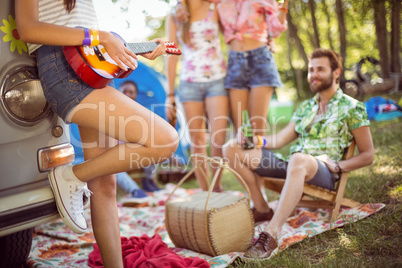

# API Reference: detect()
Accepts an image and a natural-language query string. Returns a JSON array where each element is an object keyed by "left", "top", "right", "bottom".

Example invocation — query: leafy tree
[{"left": 112, "top": 0, "right": 401, "bottom": 98}]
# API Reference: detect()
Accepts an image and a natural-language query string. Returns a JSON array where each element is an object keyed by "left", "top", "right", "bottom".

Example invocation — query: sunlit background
[
  {"left": 91, "top": 0, "right": 393, "bottom": 104},
  {"left": 94, "top": 0, "right": 174, "bottom": 42}
]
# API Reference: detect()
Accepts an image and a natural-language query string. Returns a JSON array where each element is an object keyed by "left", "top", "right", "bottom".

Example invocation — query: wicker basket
[{"left": 165, "top": 155, "right": 255, "bottom": 256}]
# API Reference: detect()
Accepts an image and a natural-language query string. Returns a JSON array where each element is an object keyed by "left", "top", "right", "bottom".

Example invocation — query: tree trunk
[
  {"left": 322, "top": 0, "right": 334, "bottom": 50},
  {"left": 335, "top": 0, "right": 347, "bottom": 81},
  {"left": 362, "top": 79, "right": 396, "bottom": 94},
  {"left": 295, "top": 68, "right": 305, "bottom": 98},
  {"left": 373, "top": 0, "right": 390, "bottom": 79},
  {"left": 390, "top": 0, "right": 401, "bottom": 74},
  {"left": 308, "top": 0, "right": 320, "bottom": 48},
  {"left": 286, "top": 30, "right": 293, "bottom": 71},
  {"left": 286, "top": 31, "right": 303, "bottom": 99},
  {"left": 287, "top": 12, "right": 309, "bottom": 68}
]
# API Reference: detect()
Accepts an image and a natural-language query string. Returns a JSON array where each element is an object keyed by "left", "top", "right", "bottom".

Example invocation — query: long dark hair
[{"left": 64, "top": 0, "right": 76, "bottom": 12}]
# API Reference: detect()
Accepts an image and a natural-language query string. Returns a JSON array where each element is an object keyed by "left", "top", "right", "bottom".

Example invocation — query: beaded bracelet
[
  {"left": 82, "top": 28, "right": 91, "bottom": 46},
  {"left": 90, "top": 29, "right": 100, "bottom": 47},
  {"left": 167, "top": 94, "right": 176, "bottom": 103},
  {"left": 335, "top": 162, "right": 345, "bottom": 173}
]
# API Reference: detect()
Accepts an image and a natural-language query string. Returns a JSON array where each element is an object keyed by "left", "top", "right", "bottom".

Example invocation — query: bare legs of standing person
[
  {"left": 182, "top": 95, "right": 229, "bottom": 191},
  {"left": 229, "top": 86, "right": 274, "bottom": 196},
  {"left": 66, "top": 87, "right": 179, "bottom": 267},
  {"left": 229, "top": 86, "right": 274, "bottom": 136}
]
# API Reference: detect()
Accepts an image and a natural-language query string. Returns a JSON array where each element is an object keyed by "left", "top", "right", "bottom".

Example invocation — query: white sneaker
[
  {"left": 48, "top": 165, "right": 91, "bottom": 234},
  {"left": 83, "top": 184, "right": 91, "bottom": 210}
]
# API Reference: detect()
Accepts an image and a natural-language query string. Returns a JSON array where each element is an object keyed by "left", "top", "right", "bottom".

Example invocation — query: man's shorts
[{"left": 253, "top": 149, "right": 337, "bottom": 191}]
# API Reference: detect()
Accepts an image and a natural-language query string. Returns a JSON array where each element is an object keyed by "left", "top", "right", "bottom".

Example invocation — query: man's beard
[{"left": 309, "top": 73, "right": 333, "bottom": 93}]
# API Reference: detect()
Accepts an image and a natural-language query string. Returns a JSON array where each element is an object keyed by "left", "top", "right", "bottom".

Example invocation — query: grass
[{"left": 173, "top": 93, "right": 402, "bottom": 267}]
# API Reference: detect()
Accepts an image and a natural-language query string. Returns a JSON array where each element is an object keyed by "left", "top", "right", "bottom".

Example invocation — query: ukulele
[{"left": 63, "top": 32, "right": 181, "bottom": 89}]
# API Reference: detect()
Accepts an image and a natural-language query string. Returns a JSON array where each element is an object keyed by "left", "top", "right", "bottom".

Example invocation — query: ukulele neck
[{"left": 127, "top": 42, "right": 158, "bottom": 55}]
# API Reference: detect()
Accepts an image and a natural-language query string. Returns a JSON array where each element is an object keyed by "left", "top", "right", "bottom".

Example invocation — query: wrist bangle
[
  {"left": 177, "top": 0, "right": 187, "bottom": 7},
  {"left": 90, "top": 29, "right": 100, "bottom": 47},
  {"left": 168, "top": 93, "right": 175, "bottom": 97},
  {"left": 262, "top": 136, "right": 267, "bottom": 148},
  {"left": 82, "top": 28, "right": 91, "bottom": 46},
  {"left": 256, "top": 135, "right": 263, "bottom": 147}
]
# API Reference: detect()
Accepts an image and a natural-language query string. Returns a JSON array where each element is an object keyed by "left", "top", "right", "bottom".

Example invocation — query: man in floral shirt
[{"left": 223, "top": 48, "right": 374, "bottom": 260}]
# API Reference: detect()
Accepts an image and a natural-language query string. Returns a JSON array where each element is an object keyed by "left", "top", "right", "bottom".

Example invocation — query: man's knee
[{"left": 288, "top": 153, "right": 311, "bottom": 178}]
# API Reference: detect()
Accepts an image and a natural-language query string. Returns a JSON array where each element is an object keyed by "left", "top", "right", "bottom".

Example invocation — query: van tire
[{"left": 0, "top": 228, "right": 33, "bottom": 267}]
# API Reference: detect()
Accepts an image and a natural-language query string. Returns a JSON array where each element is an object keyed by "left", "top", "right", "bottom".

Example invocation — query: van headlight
[{"left": 1, "top": 67, "right": 50, "bottom": 125}]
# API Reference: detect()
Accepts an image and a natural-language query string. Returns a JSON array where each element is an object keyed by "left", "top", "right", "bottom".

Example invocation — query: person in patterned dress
[
  {"left": 174, "top": 0, "right": 289, "bottom": 137},
  {"left": 223, "top": 48, "right": 374, "bottom": 259},
  {"left": 165, "top": 0, "right": 229, "bottom": 191}
]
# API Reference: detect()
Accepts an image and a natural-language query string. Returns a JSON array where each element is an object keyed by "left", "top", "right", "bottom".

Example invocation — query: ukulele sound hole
[{"left": 94, "top": 47, "right": 106, "bottom": 62}]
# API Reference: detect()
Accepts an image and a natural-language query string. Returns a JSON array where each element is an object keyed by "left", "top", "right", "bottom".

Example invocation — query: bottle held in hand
[{"left": 241, "top": 110, "right": 254, "bottom": 150}]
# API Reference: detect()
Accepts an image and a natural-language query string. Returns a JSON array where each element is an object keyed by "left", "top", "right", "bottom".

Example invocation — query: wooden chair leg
[{"left": 328, "top": 208, "right": 338, "bottom": 222}]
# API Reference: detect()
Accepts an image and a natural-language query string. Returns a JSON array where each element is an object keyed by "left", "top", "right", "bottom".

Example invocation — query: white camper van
[{"left": 0, "top": 1, "right": 74, "bottom": 266}]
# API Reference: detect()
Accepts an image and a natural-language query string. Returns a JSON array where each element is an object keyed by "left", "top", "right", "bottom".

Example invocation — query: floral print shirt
[
  {"left": 217, "top": 0, "right": 287, "bottom": 44},
  {"left": 275, "top": 90, "right": 370, "bottom": 162},
  {"left": 178, "top": 7, "right": 226, "bottom": 83}
]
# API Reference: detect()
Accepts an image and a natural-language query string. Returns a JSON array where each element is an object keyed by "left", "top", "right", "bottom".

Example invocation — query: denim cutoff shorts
[
  {"left": 178, "top": 77, "right": 227, "bottom": 103},
  {"left": 36, "top": 45, "right": 112, "bottom": 123},
  {"left": 253, "top": 149, "right": 337, "bottom": 191},
  {"left": 225, "top": 46, "right": 282, "bottom": 90}
]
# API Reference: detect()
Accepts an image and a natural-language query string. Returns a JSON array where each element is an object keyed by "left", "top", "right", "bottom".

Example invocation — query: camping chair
[{"left": 260, "top": 140, "right": 361, "bottom": 222}]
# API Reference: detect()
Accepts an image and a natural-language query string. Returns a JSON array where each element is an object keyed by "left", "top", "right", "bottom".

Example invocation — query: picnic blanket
[
  {"left": 88, "top": 234, "right": 209, "bottom": 268},
  {"left": 26, "top": 184, "right": 385, "bottom": 267}
]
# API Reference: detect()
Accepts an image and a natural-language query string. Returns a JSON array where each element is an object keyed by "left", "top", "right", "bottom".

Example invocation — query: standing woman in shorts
[
  {"left": 217, "top": 0, "right": 288, "bottom": 136},
  {"left": 15, "top": 0, "right": 178, "bottom": 267},
  {"left": 166, "top": 0, "right": 229, "bottom": 191}
]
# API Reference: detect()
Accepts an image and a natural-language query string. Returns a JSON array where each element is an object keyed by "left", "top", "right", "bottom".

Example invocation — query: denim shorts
[
  {"left": 178, "top": 78, "right": 227, "bottom": 103},
  {"left": 225, "top": 46, "right": 282, "bottom": 90},
  {"left": 253, "top": 149, "right": 337, "bottom": 191},
  {"left": 36, "top": 45, "right": 110, "bottom": 123}
]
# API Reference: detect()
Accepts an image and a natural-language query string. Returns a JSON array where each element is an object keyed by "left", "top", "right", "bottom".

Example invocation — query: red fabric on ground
[{"left": 88, "top": 234, "right": 210, "bottom": 268}]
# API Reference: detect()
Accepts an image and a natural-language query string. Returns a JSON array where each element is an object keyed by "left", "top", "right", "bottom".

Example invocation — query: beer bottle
[{"left": 241, "top": 110, "right": 254, "bottom": 150}]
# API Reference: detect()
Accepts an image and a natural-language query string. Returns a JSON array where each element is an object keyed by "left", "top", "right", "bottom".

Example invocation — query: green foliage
[
  {"left": 111, "top": 0, "right": 398, "bottom": 102},
  {"left": 282, "top": 0, "right": 382, "bottom": 71}
]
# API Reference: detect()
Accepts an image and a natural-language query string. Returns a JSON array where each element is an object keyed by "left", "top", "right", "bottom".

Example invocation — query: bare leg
[
  {"left": 182, "top": 101, "right": 209, "bottom": 191},
  {"left": 78, "top": 126, "right": 122, "bottom": 268},
  {"left": 64, "top": 87, "right": 178, "bottom": 267},
  {"left": 223, "top": 140, "right": 270, "bottom": 213},
  {"left": 248, "top": 86, "right": 274, "bottom": 194},
  {"left": 248, "top": 86, "right": 273, "bottom": 136},
  {"left": 264, "top": 153, "right": 319, "bottom": 239},
  {"left": 228, "top": 89, "right": 248, "bottom": 133},
  {"left": 205, "top": 95, "right": 229, "bottom": 191},
  {"left": 68, "top": 87, "right": 179, "bottom": 181}
]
